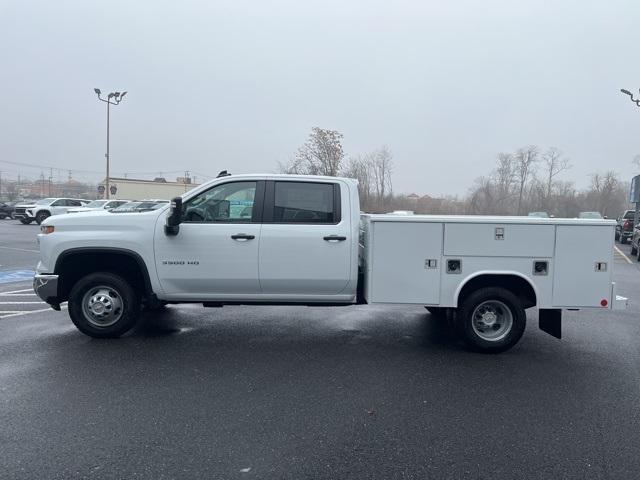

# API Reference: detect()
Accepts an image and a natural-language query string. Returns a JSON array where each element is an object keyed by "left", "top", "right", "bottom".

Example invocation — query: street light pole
[
  {"left": 620, "top": 88, "right": 640, "bottom": 228},
  {"left": 94, "top": 88, "right": 127, "bottom": 199}
]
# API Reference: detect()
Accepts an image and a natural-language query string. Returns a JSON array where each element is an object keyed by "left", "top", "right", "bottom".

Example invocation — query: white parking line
[
  {"left": 614, "top": 246, "right": 634, "bottom": 265},
  {"left": 0, "top": 245, "right": 39, "bottom": 253},
  {"left": 0, "top": 301, "right": 46, "bottom": 304},
  {"left": 0, "top": 288, "right": 34, "bottom": 295},
  {"left": 0, "top": 306, "right": 67, "bottom": 319}
]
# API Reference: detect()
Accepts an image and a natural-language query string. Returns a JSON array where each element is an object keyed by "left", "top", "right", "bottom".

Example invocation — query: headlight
[{"left": 40, "top": 225, "right": 55, "bottom": 234}]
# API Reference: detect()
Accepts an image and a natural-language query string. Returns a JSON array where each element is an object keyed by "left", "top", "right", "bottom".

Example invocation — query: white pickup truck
[{"left": 33, "top": 173, "right": 627, "bottom": 353}]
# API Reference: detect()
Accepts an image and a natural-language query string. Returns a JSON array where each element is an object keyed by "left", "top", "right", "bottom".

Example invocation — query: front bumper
[{"left": 33, "top": 274, "right": 60, "bottom": 307}]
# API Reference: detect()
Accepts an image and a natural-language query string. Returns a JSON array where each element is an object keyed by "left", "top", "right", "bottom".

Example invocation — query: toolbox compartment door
[
  {"left": 368, "top": 221, "right": 442, "bottom": 304},
  {"left": 444, "top": 223, "right": 555, "bottom": 258},
  {"left": 552, "top": 225, "right": 614, "bottom": 307}
]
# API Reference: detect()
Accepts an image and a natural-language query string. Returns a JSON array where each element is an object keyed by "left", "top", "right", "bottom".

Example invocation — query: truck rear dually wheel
[
  {"left": 456, "top": 287, "right": 526, "bottom": 353},
  {"left": 68, "top": 272, "right": 141, "bottom": 338}
]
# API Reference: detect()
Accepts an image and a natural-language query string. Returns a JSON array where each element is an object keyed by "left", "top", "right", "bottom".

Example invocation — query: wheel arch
[
  {"left": 454, "top": 271, "right": 539, "bottom": 309},
  {"left": 54, "top": 247, "right": 153, "bottom": 302}
]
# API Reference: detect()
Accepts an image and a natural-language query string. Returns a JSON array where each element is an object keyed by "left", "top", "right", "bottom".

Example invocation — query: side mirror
[
  {"left": 165, "top": 197, "right": 183, "bottom": 236},
  {"left": 603, "top": 215, "right": 608, "bottom": 219}
]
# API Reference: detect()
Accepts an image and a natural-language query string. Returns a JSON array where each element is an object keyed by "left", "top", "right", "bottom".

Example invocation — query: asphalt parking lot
[{"left": 1, "top": 219, "right": 640, "bottom": 479}]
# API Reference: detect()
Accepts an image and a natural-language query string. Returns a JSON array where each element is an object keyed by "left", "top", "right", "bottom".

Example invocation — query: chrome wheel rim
[
  {"left": 471, "top": 300, "right": 513, "bottom": 342},
  {"left": 81, "top": 285, "right": 123, "bottom": 327}
]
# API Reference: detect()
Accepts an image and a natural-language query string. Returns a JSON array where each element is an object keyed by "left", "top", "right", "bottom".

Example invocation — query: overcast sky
[{"left": 1, "top": 0, "right": 639, "bottom": 195}]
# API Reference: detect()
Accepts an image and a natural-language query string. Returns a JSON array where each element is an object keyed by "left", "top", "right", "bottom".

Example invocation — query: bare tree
[
  {"left": 589, "top": 171, "right": 622, "bottom": 217},
  {"left": 491, "top": 153, "right": 516, "bottom": 213},
  {"left": 342, "top": 155, "right": 374, "bottom": 209},
  {"left": 276, "top": 158, "right": 301, "bottom": 174},
  {"left": 467, "top": 176, "right": 497, "bottom": 214},
  {"left": 514, "top": 146, "right": 539, "bottom": 215},
  {"left": 371, "top": 146, "right": 393, "bottom": 207},
  {"left": 542, "top": 147, "right": 571, "bottom": 207},
  {"left": 293, "top": 127, "right": 344, "bottom": 176}
]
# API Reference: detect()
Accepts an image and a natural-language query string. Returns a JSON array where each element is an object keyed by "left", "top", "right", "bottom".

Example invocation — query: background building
[{"left": 98, "top": 177, "right": 200, "bottom": 200}]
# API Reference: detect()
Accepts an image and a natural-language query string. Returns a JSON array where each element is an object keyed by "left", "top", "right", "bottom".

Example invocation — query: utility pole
[{"left": 94, "top": 88, "right": 127, "bottom": 199}]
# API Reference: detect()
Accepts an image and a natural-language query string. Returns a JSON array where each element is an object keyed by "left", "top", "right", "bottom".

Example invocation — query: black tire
[
  {"left": 620, "top": 235, "right": 627, "bottom": 244},
  {"left": 632, "top": 244, "right": 638, "bottom": 256},
  {"left": 20, "top": 218, "right": 32, "bottom": 225},
  {"left": 36, "top": 211, "right": 50, "bottom": 225},
  {"left": 68, "top": 272, "right": 141, "bottom": 338},
  {"left": 615, "top": 231, "right": 620, "bottom": 242},
  {"left": 456, "top": 287, "right": 526, "bottom": 353},
  {"left": 0, "top": 214, "right": 6, "bottom": 220}
]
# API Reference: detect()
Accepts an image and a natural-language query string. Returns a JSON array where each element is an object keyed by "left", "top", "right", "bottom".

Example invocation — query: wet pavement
[{"left": 1, "top": 221, "right": 639, "bottom": 479}]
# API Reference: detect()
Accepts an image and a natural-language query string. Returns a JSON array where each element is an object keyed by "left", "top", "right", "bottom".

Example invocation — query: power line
[{"left": 0, "top": 159, "right": 211, "bottom": 178}]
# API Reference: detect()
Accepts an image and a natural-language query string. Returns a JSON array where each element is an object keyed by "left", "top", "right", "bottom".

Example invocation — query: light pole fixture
[
  {"left": 94, "top": 88, "right": 127, "bottom": 198},
  {"left": 620, "top": 88, "right": 640, "bottom": 108}
]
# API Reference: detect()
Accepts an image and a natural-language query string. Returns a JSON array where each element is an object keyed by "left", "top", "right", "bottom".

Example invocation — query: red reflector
[{"left": 600, "top": 299, "right": 608, "bottom": 307}]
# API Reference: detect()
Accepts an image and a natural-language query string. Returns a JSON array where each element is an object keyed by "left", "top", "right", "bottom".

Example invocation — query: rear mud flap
[{"left": 539, "top": 309, "right": 562, "bottom": 339}]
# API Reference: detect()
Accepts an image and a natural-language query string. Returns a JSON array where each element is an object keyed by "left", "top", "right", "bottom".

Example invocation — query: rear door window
[{"left": 272, "top": 182, "right": 339, "bottom": 224}]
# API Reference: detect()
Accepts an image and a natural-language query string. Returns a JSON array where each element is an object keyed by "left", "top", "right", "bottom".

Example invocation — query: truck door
[
  {"left": 259, "top": 180, "right": 351, "bottom": 295},
  {"left": 154, "top": 180, "right": 264, "bottom": 297}
]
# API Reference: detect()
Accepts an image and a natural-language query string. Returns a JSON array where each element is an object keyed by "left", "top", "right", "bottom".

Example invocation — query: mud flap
[{"left": 539, "top": 309, "right": 562, "bottom": 339}]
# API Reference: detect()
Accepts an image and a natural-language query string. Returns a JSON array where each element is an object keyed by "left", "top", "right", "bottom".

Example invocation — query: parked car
[
  {"left": 630, "top": 225, "right": 640, "bottom": 259},
  {"left": 527, "top": 211, "right": 550, "bottom": 218},
  {"left": 578, "top": 211, "right": 603, "bottom": 219},
  {"left": 67, "top": 199, "right": 132, "bottom": 214},
  {"left": 389, "top": 210, "right": 415, "bottom": 215},
  {"left": 110, "top": 200, "right": 169, "bottom": 213},
  {"left": 33, "top": 173, "right": 627, "bottom": 354},
  {"left": 615, "top": 210, "right": 635, "bottom": 244},
  {"left": 0, "top": 201, "right": 17, "bottom": 219},
  {"left": 13, "top": 200, "right": 41, "bottom": 224},
  {"left": 17, "top": 198, "right": 89, "bottom": 225}
]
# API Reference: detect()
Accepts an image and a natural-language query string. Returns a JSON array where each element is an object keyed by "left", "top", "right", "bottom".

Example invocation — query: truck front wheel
[
  {"left": 456, "top": 287, "right": 526, "bottom": 353},
  {"left": 20, "top": 218, "right": 32, "bottom": 225},
  {"left": 68, "top": 272, "right": 141, "bottom": 338}
]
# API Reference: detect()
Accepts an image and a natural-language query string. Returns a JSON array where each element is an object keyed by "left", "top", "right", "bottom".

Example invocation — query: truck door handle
[
  {"left": 323, "top": 235, "right": 347, "bottom": 241},
  {"left": 231, "top": 234, "right": 255, "bottom": 240}
]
